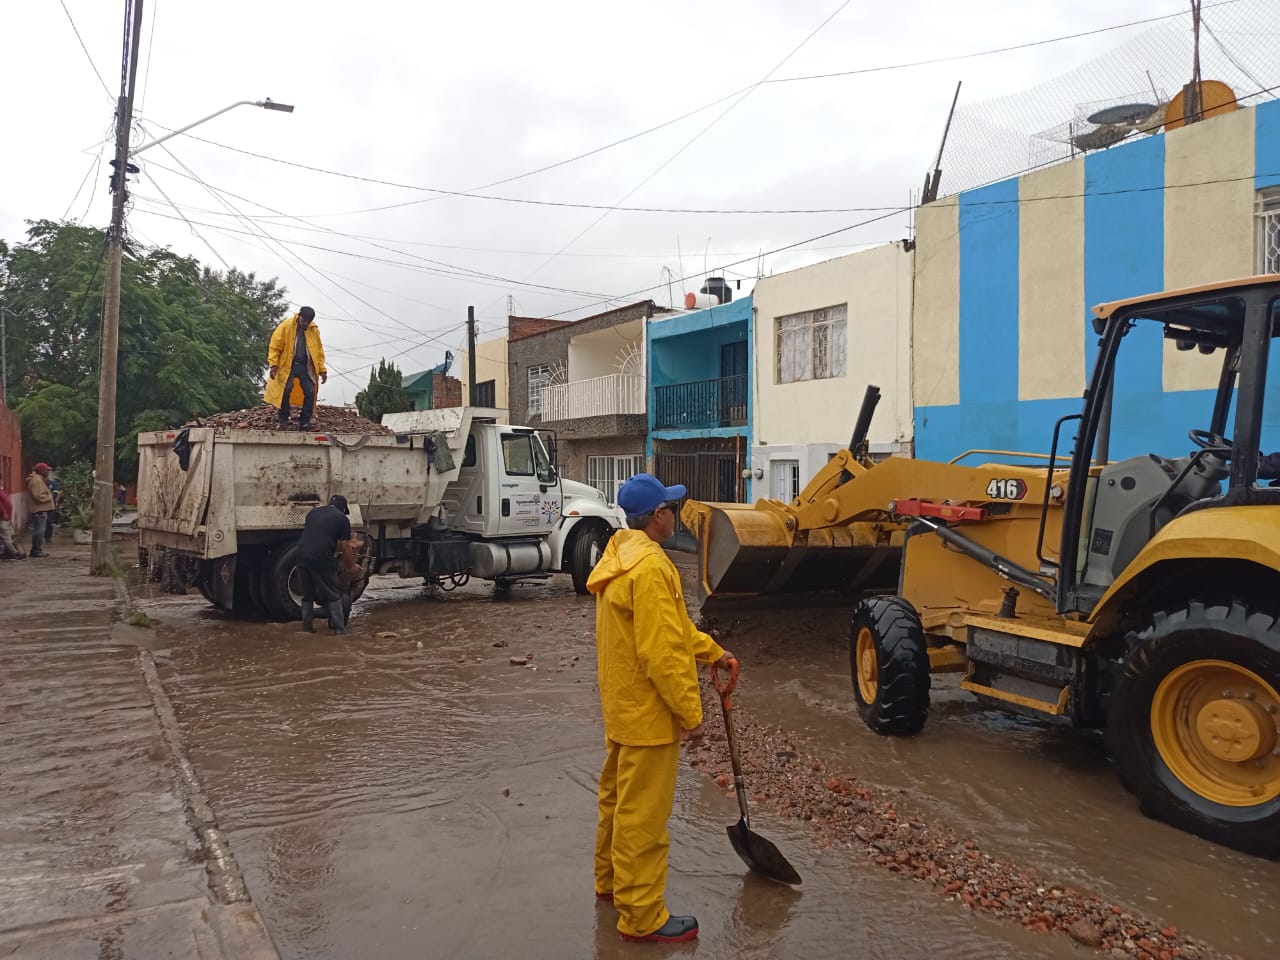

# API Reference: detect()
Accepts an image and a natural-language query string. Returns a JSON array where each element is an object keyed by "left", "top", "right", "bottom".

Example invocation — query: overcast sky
[{"left": 3, "top": 1, "right": 1257, "bottom": 405}]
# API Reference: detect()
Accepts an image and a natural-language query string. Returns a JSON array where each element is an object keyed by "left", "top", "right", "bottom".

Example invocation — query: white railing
[{"left": 544, "top": 374, "right": 646, "bottom": 420}]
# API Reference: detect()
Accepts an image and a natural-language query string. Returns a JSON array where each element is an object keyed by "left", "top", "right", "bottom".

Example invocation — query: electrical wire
[{"left": 58, "top": 0, "right": 114, "bottom": 100}]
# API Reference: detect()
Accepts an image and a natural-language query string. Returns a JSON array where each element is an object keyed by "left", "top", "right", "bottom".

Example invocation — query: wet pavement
[
  {"left": 0, "top": 537, "right": 276, "bottom": 959},
  {"left": 123, "top": 554, "right": 1274, "bottom": 960}
]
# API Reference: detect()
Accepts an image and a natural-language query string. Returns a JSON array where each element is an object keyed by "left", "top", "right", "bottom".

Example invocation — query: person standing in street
[
  {"left": 587, "top": 472, "right": 734, "bottom": 944},
  {"left": 265, "top": 306, "right": 328, "bottom": 431},
  {"left": 296, "top": 495, "right": 360, "bottom": 635},
  {"left": 25, "top": 462, "right": 55, "bottom": 558},
  {"left": 0, "top": 479, "right": 23, "bottom": 560}
]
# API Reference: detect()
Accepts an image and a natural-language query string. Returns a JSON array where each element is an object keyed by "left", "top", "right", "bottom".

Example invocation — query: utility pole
[
  {"left": 92, "top": 0, "right": 145, "bottom": 575},
  {"left": 467, "top": 305, "right": 478, "bottom": 405}
]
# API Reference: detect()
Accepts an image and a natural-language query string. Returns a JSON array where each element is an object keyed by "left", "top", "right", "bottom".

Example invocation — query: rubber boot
[
  {"left": 620, "top": 915, "right": 699, "bottom": 944},
  {"left": 327, "top": 600, "right": 349, "bottom": 635},
  {"left": 301, "top": 600, "right": 315, "bottom": 633}
]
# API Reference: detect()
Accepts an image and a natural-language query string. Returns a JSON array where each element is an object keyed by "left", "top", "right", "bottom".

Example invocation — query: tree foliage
[
  {"left": 0, "top": 220, "right": 289, "bottom": 477},
  {"left": 355, "top": 359, "right": 413, "bottom": 423}
]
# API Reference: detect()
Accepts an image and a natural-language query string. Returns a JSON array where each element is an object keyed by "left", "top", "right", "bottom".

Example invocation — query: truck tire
[
  {"left": 570, "top": 523, "right": 612, "bottom": 595},
  {"left": 232, "top": 554, "right": 266, "bottom": 617},
  {"left": 850, "top": 596, "right": 931, "bottom": 735},
  {"left": 262, "top": 542, "right": 304, "bottom": 622},
  {"left": 1106, "top": 599, "right": 1280, "bottom": 858}
]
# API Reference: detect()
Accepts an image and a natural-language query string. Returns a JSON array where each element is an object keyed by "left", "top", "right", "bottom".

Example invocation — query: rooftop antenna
[{"left": 921, "top": 81, "right": 962, "bottom": 205}]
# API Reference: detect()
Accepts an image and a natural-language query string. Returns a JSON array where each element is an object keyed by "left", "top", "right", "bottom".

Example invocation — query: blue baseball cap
[{"left": 617, "top": 473, "right": 686, "bottom": 519}]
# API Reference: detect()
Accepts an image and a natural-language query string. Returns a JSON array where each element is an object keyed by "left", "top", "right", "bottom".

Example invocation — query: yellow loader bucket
[{"left": 682, "top": 499, "right": 901, "bottom": 597}]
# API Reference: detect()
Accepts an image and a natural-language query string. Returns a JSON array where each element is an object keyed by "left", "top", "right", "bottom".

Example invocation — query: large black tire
[
  {"left": 850, "top": 596, "right": 931, "bottom": 735},
  {"left": 569, "top": 522, "right": 612, "bottom": 595},
  {"left": 1106, "top": 599, "right": 1280, "bottom": 858},
  {"left": 261, "top": 542, "right": 303, "bottom": 621}
]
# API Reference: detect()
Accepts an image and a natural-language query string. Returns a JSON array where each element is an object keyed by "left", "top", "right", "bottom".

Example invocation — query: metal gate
[{"left": 655, "top": 451, "right": 742, "bottom": 537}]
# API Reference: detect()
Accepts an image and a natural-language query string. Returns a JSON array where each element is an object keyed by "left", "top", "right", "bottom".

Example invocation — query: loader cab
[{"left": 1057, "top": 277, "right": 1280, "bottom": 615}]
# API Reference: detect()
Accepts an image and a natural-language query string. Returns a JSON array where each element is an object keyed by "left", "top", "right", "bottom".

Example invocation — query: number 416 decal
[{"left": 986, "top": 478, "right": 1028, "bottom": 501}]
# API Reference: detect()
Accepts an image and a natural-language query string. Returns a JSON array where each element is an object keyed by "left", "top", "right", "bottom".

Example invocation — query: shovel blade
[{"left": 727, "top": 819, "right": 802, "bottom": 886}]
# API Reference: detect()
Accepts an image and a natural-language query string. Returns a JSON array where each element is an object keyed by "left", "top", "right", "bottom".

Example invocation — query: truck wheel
[
  {"left": 232, "top": 554, "right": 266, "bottom": 617},
  {"left": 570, "top": 523, "right": 611, "bottom": 595},
  {"left": 1106, "top": 599, "right": 1280, "bottom": 858},
  {"left": 261, "top": 542, "right": 304, "bottom": 622},
  {"left": 850, "top": 596, "right": 931, "bottom": 735}
]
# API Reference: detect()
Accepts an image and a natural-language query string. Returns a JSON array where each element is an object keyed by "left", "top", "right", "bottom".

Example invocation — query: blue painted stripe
[
  {"left": 958, "top": 180, "right": 1020, "bottom": 404},
  {"left": 1256, "top": 100, "right": 1280, "bottom": 190},
  {"left": 1083, "top": 136, "right": 1164, "bottom": 393}
]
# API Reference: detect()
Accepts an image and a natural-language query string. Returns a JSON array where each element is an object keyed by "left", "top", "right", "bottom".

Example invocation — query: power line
[
  {"left": 126, "top": 2, "right": 1237, "bottom": 222},
  {"left": 58, "top": 0, "right": 114, "bottom": 100}
]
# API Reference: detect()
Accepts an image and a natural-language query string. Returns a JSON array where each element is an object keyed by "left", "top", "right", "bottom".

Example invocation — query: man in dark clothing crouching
[{"left": 298, "top": 495, "right": 361, "bottom": 635}]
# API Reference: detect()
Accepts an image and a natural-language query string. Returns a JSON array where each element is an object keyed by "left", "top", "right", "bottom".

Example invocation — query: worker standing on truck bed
[
  {"left": 265, "top": 306, "right": 327, "bottom": 431},
  {"left": 587, "top": 472, "right": 733, "bottom": 944},
  {"left": 298, "top": 495, "right": 359, "bottom": 635}
]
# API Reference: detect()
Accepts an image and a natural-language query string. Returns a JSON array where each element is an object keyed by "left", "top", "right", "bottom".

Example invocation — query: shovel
[{"left": 711, "top": 657, "right": 802, "bottom": 886}]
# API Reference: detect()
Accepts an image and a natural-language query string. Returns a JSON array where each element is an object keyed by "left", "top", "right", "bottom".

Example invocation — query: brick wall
[
  {"left": 432, "top": 374, "right": 463, "bottom": 408},
  {"left": 0, "top": 402, "right": 26, "bottom": 527}
]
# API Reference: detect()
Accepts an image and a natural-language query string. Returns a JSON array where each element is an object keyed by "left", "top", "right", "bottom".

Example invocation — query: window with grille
[
  {"left": 776, "top": 304, "right": 848, "bottom": 383},
  {"left": 586, "top": 454, "right": 645, "bottom": 506},
  {"left": 770, "top": 460, "right": 800, "bottom": 502},
  {"left": 527, "top": 364, "right": 550, "bottom": 416},
  {"left": 1257, "top": 188, "right": 1280, "bottom": 275}
]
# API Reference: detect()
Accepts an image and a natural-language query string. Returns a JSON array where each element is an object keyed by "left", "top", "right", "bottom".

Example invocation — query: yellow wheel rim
[
  {"left": 1150, "top": 659, "right": 1280, "bottom": 807},
  {"left": 855, "top": 626, "right": 879, "bottom": 704}
]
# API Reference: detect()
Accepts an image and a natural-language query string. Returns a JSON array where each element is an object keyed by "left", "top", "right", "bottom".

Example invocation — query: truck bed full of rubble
[{"left": 182, "top": 404, "right": 393, "bottom": 435}]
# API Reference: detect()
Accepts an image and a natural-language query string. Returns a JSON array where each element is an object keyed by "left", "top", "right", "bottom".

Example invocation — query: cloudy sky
[{"left": 4, "top": 0, "right": 1262, "bottom": 404}]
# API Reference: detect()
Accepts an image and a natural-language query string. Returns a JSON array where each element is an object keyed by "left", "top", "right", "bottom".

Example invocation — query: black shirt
[
  {"left": 297, "top": 505, "right": 351, "bottom": 566},
  {"left": 292, "top": 326, "right": 310, "bottom": 371}
]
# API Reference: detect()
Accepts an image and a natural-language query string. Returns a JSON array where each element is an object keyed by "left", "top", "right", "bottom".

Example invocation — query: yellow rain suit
[
  {"left": 587, "top": 528, "right": 725, "bottom": 939},
  {"left": 264, "top": 313, "right": 327, "bottom": 409}
]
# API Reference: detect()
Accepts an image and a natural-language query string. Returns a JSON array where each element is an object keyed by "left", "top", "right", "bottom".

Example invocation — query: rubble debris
[{"left": 182, "top": 404, "right": 393, "bottom": 435}]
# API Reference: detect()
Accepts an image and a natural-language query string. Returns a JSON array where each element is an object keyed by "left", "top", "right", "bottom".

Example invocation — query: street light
[
  {"left": 131, "top": 98, "right": 295, "bottom": 156},
  {"left": 89, "top": 83, "right": 294, "bottom": 574}
]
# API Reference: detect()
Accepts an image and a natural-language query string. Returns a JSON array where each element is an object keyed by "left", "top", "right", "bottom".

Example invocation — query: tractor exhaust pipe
[{"left": 848, "top": 385, "right": 881, "bottom": 459}]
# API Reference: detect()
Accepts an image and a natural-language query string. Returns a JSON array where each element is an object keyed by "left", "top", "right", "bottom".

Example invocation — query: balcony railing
[
  {"left": 543, "top": 373, "right": 645, "bottom": 421},
  {"left": 653, "top": 375, "right": 747, "bottom": 430}
]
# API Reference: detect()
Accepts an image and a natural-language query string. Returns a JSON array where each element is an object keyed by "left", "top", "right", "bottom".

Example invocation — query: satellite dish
[
  {"left": 1087, "top": 103, "right": 1157, "bottom": 126},
  {"left": 1164, "top": 80, "right": 1237, "bottom": 130}
]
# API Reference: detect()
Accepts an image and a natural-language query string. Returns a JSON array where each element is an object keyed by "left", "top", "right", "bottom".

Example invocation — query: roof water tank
[{"left": 701, "top": 276, "right": 732, "bottom": 304}]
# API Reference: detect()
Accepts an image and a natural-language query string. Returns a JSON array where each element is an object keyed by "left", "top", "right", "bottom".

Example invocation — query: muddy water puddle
[{"left": 136, "top": 570, "right": 1269, "bottom": 959}]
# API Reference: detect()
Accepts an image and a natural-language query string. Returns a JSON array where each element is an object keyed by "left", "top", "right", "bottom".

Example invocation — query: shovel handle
[{"left": 711, "top": 656, "right": 739, "bottom": 708}]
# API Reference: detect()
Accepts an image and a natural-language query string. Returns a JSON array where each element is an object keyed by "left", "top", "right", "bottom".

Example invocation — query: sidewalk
[{"left": 0, "top": 535, "right": 278, "bottom": 959}]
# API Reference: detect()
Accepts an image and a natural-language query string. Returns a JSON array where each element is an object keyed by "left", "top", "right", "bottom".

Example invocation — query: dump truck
[
  {"left": 684, "top": 276, "right": 1280, "bottom": 857},
  {"left": 137, "top": 407, "right": 625, "bottom": 619}
]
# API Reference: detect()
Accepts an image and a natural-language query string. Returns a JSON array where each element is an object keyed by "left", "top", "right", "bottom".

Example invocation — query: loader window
[{"left": 501, "top": 433, "right": 535, "bottom": 476}]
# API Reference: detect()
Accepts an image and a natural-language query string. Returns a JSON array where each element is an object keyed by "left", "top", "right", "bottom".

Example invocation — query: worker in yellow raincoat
[
  {"left": 587, "top": 472, "right": 732, "bottom": 944},
  {"left": 265, "top": 307, "right": 327, "bottom": 430}
]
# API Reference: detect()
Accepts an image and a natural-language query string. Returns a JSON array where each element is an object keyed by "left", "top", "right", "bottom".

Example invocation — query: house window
[
  {"left": 771, "top": 460, "right": 800, "bottom": 502},
  {"left": 587, "top": 454, "right": 645, "bottom": 506},
  {"left": 474, "top": 379, "right": 496, "bottom": 407},
  {"left": 1257, "top": 188, "right": 1280, "bottom": 274},
  {"left": 776, "top": 304, "right": 848, "bottom": 383},
  {"left": 527, "top": 364, "right": 551, "bottom": 416}
]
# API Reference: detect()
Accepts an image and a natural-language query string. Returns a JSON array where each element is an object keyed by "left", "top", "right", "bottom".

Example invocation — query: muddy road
[{"left": 136, "top": 563, "right": 1279, "bottom": 959}]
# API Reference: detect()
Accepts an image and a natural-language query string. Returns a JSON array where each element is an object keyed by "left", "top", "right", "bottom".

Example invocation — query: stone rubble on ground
[{"left": 686, "top": 682, "right": 1233, "bottom": 960}]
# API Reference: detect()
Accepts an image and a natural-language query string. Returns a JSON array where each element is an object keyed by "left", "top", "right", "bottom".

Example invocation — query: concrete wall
[
  {"left": 913, "top": 100, "right": 1275, "bottom": 463},
  {"left": 459, "top": 335, "right": 510, "bottom": 411},
  {"left": 751, "top": 243, "right": 913, "bottom": 494}
]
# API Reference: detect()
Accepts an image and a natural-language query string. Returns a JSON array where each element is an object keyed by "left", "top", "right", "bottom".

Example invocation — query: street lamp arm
[{"left": 131, "top": 98, "right": 294, "bottom": 156}]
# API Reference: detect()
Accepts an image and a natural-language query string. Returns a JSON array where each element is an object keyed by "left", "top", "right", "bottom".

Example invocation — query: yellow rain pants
[{"left": 594, "top": 737, "right": 681, "bottom": 938}]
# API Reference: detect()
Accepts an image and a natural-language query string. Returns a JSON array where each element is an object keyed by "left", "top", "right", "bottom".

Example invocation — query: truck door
[{"left": 495, "top": 429, "right": 561, "bottom": 539}]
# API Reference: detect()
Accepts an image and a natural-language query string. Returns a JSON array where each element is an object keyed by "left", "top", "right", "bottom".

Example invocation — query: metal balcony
[
  {"left": 543, "top": 373, "right": 646, "bottom": 421},
  {"left": 653, "top": 375, "right": 747, "bottom": 429}
]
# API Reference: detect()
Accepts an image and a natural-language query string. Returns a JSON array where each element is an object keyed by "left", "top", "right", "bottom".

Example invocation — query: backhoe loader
[{"left": 683, "top": 275, "right": 1280, "bottom": 858}]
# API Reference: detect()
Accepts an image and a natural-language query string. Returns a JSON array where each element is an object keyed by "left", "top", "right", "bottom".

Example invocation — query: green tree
[
  {"left": 355, "top": 359, "right": 413, "bottom": 423},
  {"left": 0, "top": 220, "right": 289, "bottom": 477}
]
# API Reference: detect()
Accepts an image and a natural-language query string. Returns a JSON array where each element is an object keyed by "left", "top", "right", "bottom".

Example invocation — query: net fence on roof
[{"left": 936, "top": 0, "right": 1280, "bottom": 197}]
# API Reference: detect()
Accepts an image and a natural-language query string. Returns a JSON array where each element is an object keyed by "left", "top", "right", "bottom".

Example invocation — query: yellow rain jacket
[
  {"left": 587, "top": 529, "right": 725, "bottom": 745},
  {"left": 264, "top": 314, "right": 327, "bottom": 409}
]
